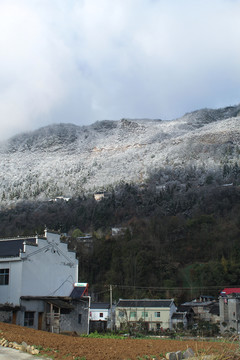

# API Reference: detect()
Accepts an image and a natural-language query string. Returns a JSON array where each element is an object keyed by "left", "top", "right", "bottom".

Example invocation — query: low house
[
  {"left": 94, "top": 193, "right": 105, "bottom": 201},
  {"left": 177, "top": 305, "right": 195, "bottom": 327},
  {"left": 19, "top": 290, "right": 90, "bottom": 334},
  {"left": 111, "top": 227, "right": 127, "bottom": 237},
  {"left": 76, "top": 235, "right": 93, "bottom": 253},
  {"left": 0, "top": 229, "right": 90, "bottom": 334},
  {"left": 219, "top": 288, "right": 240, "bottom": 334},
  {"left": 180, "top": 298, "right": 218, "bottom": 323},
  {"left": 171, "top": 312, "right": 188, "bottom": 329},
  {"left": 94, "top": 192, "right": 111, "bottom": 202},
  {"left": 115, "top": 299, "right": 176, "bottom": 332},
  {"left": 89, "top": 302, "right": 112, "bottom": 332}
]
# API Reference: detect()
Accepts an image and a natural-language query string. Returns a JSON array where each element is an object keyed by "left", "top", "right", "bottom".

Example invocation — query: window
[
  {"left": 130, "top": 311, "right": 136, "bottom": 318},
  {"left": 142, "top": 312, "right": 148, "bottom": 318},
  {"left": 119, "top": 311, "right": 124, "bottom": 318},
  {"left": 24, "top": 312, "right": 34, "bottom": 327},
  {"left": 0, "top": 269, "right": 9, "bottom": 285},
  {"left": 156, "top": 323, "right": 161, "bottom": 330},
  {"left": 154, "top": 312, "right": 160, "bottom": 318},
  {"left": 99, "top": 312, "right": 103, "bottom": 317},
  {"left": 78, "top": 314, "right": 82, "bottom": 324}
]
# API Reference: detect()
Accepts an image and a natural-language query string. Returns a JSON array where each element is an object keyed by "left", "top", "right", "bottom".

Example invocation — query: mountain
[{"left": 0, "top": 105, "right": 240, "bottom": 206}]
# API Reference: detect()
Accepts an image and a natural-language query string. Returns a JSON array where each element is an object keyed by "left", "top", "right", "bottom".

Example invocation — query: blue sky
[{"left": 1, "top": 0, "right": 240, "bottom": 140}]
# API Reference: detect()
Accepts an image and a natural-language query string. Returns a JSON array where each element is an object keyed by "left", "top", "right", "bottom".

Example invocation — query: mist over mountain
[{"left": 0, "top": 104, "right": 240, "bottom": 206}]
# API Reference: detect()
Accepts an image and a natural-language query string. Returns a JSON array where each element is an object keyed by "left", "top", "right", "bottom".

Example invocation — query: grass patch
[{"left": 81, "top": 331, "right": 125, "bottom": 339}]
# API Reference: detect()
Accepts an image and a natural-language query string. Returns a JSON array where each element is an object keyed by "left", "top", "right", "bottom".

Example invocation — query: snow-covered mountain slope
[{"left": 0, "top": 105, "right": 240, "bottom": 205}]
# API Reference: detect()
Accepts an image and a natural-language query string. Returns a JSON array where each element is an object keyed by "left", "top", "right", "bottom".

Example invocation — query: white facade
[
  {"left": 115, "top": 299, "right": 177, "bottom": 331},
  {"left": 90, "top": 306, "right": 109, "bottom": 321},
  {"left": 0, "top": 231, "right": 78, "bottom": 306}
]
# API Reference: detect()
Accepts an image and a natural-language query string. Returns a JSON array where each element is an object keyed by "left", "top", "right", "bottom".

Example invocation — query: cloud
[{"left": 0, "top": 0, "right": 240, "bottom": 140}]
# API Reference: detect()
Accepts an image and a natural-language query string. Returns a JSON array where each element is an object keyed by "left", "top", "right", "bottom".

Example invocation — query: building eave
[{"left": 0, "top": 256, "right": 21, "bottom": 262}]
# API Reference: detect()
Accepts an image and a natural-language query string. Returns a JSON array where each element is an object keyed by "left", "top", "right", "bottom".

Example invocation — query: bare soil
[{"left": 0, "top": 322, "right": 238, "bottom": 360}]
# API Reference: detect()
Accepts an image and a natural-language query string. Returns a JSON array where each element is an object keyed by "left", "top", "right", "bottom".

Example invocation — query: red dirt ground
[{"left": 0, "top": 322, "right": 238, "bottom": 360}]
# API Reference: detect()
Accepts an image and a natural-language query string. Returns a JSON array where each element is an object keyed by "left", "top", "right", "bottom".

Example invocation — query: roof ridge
[{"left": 0, "top": 236, "right": 37, "bottom": 241}]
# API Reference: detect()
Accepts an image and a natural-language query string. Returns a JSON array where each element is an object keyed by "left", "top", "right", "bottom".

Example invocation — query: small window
[
  {"left": 99, "top": 312, "right": 103, "bottom": 317},
  {"left": 24, "top": 312, "right": 34, "bottom": 327},
  {"left": 119, "top": 311, "right": 124, "bottom": 317},
  {"left": 78, "top": 314, "right": 82, "bottom": 324},
  {"left": 156, "top": 323, "right": 161, "bottom": 330},
  {"left": 0, "top": 269, "right": 9, "bottom": 285},
  {"left": 130, "top": 311, "right": 136, "bottom": 318},
  {"left": 154, "top": 312, "right": 160, "bottom": 318},
  {"left": 142, "top": 311, "right": 148, "bottom": 318}
]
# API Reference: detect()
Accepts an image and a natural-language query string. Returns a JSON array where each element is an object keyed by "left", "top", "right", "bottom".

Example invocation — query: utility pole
[{"left": 110, "top": 284, "right": 113, "bottom": 331}]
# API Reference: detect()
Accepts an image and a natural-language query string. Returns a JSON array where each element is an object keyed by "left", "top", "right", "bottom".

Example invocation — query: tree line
[{"left": 0, "top": 165, "right": 240, "bottom": 303}]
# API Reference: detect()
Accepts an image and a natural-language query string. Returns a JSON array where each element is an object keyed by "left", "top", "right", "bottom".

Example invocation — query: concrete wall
[
  {"left": 21, "top": 232, "right": 78, "bottom": 299},
  {"left": 220, "top": 297, "right": 240, "bottom": 334},
  {"left": 0, "top": 259, "right": 22, "bottom": 305},
  {"left": 19, "top": 299, "right": 46, "bottom": 329}
]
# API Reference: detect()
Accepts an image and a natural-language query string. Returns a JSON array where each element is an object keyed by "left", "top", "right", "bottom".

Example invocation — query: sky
[{"left": 1, "top": 0, "right": 240, "bottom": 141}]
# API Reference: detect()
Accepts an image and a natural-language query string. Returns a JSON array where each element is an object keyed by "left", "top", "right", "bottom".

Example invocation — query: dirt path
[{"left": 0, "top": 322, "right": 238, "bottom": 360}]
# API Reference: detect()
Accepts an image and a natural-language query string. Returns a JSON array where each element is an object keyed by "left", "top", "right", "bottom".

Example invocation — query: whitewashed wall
[
  {"left": 21, "top": 232, "right": 78, "bottom": 298},
  {"left": 90, "top": 308, "right": 109, "bottom": 321},
  {"left": 0, "top": 259, "right": 22, "bottom": 305},
  {"left": 0, "top": 231, "right": 78, "bottom": 306}
]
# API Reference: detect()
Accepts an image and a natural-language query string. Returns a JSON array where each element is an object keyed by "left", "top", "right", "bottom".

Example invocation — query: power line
[{"left": 104, "top": 284, "right": 234, "bottom": 291}]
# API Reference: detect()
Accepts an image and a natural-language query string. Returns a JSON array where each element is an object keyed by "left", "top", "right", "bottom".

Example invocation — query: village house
[
  {"left": 0, "top": 229, "right": 90, "bottom": 334},
  {"left": 89, "top": 302, "right": 112, "bottom": 332},
  {"left": 180, "top": 296, "right": 219, "bottom": 325},
  {"left": 111, "top": 227, "right": 127, "bottom": 237},
  {"left": 219, "top": 288, "right": 240, "bottom": 334},
  {"left": 176, "top": 305, "right": 195, "bottom": 328},
  {"left": 171, "top": 311, "right": 188, "bottom": 329},
  {"left": 115, "top": 299, "right": 176, "bottom": 332}
]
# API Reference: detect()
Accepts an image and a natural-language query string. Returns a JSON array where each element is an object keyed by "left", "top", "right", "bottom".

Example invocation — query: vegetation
[{"left": 0, "top": 166, "right": 240, "bottom": 302}]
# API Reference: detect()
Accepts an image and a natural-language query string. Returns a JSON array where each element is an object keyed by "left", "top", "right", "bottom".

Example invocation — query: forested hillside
[
  {"left": 1, "top": 165, "right": 240, "bottom": 303},
  {"left": 1, "top": 105, "right": 240, "bottom": 302}
]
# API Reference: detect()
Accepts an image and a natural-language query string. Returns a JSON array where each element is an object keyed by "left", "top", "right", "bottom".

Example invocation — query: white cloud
[{"left": 0, "top": 0, "right": 240, "bottom": 140}]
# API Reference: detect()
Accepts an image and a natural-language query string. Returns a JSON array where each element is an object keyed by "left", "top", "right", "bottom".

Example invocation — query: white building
[
  {"left": 0, "top": 229, "right": 78, "bottom": 306},
  {"left": 0, "top": 230, "right": 90, "bottom": 334},
  {"left": 115, "top": 299, "right": 177, "bottom": 332},
  {"left": 89, "top": 302, "right": 112, "bottom": 332}
]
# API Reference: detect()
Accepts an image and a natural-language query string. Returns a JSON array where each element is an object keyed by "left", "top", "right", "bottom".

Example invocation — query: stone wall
[
  {"left": 60, "top": 299, "right": 89, "bottom": 334},
  {"left": 0, "top": 311, "right": 12, "bottom": 323}
]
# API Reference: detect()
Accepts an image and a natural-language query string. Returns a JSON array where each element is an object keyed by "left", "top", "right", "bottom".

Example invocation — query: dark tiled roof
[
  {"left": 91, "top": 302, "right": 110, "bottom": 309},
  {"left": 172, "top": 312, "right": 186, "bottom": 320},
  {"left": 177, "top": 305, "right": 194, "bottom": 313},
  {"left": 0, "top": 238, "right": 36, "bottom": 257},
  {"left": 117, "top": 299, "right": 173, "bottom": 308},
  {"left": 200, "top": 295, "right": 214, "bottom": 300},
  {"left": 181, "top": 301, "right": 214, "bottom": 307}
]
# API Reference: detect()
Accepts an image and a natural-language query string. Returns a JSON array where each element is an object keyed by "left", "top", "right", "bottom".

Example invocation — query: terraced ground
[{"left": 0, "top": 322, "right": 239, "bottom": 360}]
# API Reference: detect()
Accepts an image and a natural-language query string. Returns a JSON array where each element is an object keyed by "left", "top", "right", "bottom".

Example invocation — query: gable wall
[{"left": 21, "top": 235, "right": 78, "bottom": 298}]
